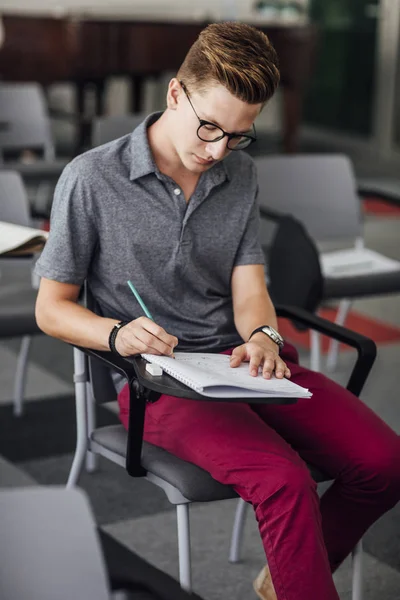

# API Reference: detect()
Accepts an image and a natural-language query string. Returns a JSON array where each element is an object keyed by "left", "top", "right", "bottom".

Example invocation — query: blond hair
[{"left": 177, "top": 22, "right": 280, "bottom": 104}]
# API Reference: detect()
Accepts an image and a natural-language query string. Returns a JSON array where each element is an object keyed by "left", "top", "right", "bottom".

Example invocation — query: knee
[
  {"left": 356, "top": 439, "right": 400, "bottom": 501},
  {"left": 257, "top": 461, "right": 318, "bottom": 503}
]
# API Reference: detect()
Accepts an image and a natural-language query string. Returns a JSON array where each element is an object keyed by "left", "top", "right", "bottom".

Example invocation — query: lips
[{"left": 194, "top": 154, "right": 214, "bottom": 165}]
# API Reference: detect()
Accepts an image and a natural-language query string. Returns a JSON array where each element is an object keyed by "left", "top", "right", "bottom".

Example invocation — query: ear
[{"left": 166, "top": 78, "right": 182, "bottom": 110}]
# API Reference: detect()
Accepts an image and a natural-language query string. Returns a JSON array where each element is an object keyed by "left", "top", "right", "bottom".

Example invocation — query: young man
[{"left": 35, "top": 22, "right": 400, "bottom": 600}]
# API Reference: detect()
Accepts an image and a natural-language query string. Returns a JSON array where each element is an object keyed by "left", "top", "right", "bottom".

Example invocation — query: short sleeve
[
  {"left": 34, "top": 159, "right": 98, "bottom": 284},
  {"left": 234, "top": 164, "right": 265, "bottom": 267}
]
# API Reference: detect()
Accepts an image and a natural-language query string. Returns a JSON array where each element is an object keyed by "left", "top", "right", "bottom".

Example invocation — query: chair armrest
[
  {"left": 74, "top": 347, "right": 163, "bottom": 477},
  {"left": 276, "top": 305, "right": 377, "bottom": 397},
  {"left": 357, "top": 184, "right": 400, "bottom": 208}
]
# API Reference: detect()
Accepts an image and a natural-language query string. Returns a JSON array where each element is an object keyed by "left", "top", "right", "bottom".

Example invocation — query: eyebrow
[{"left": 201, "top": 113, "right": 251, "bottom": 135}]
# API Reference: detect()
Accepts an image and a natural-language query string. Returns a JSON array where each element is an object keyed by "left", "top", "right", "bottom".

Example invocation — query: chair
[
  {"left": 255, "top": 154, "right": 400, "bottom": 372},
  {"left": 0, "top": 170, "right": 43, "bottom": 416},
  {"left": 0, "top": 486, "right": 205, "bottom": 600},
  {"left": 92, "top": 114, "right": 147, "bottom": 147},
  {"left": 66, "top": 212, "right": 376, "bottom": 599},
  {"left": 0, "top": 82, "right": 69, "bottom": 218}
]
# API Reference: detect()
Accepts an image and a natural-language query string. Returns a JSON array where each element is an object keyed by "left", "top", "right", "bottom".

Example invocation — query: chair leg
[
  {"left": 352, "top": 538, "right": 363, "bottom": 600},
  {"left": 67, "top": 348, "right": 89, "bottom": 488},
  {"left": 229, "top": 498, "right": 249, "bottom": 563},
  {"left": 326, "top": 299, "right": 352, "bottom": 372},
  {"left": 13, "top": 335, "right": 31, "bottom": 417},
  {"left": 176, "top": 504, "right": 192, "bottom": 592},
  {"left": 85, "top": 382, "right": 99, "bottom": 473},
  {"left": 310, "top": 330, "right": 321, "bottom": 372}
]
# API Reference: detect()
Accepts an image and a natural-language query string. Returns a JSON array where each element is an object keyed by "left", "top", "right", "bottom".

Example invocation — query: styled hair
[{"left": 176, "top": 22, "right": 280, "bottom": 104}]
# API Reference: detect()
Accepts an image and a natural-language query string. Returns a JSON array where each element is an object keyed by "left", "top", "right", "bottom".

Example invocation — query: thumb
[{"left": 229, "top": 345, "right": 246, "bottom": 367}]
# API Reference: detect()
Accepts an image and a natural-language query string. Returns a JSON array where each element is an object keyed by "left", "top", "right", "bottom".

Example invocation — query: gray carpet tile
[
  {"left": 104, "top": 498, "right": 400, "bottom": 600},
  {"left": 0, "top": 455, "right": 36, "bottom": 488},
  {"left": 1, "top": 334, "right": 74, "bottom": 385},
  {"left": 0, "top": 344, "right": 73, "bottom": 405},
  {"left": 0, "top": 396, "right": 118, "bottom": 462},
  {"left": 364, "top": 504, "right": 400, "bottom": 572},
  {"left": 19, "top": 453, "right": 174, "bottom": 526}
]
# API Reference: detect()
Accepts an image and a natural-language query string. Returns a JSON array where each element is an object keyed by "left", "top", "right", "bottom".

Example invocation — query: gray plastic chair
[
  {"left": 0, "top": 170, "right": 42, "bottom": 416},
  {"left": 0, "top": 487, "right": 111, "bottom": 600},
  {"left": 255, "top": 154, "right": 400, "bottom": 372},
  {"left": 0, "top": 83, "right": 69, "bottom": 217},
  {"left": 0, "top": 486, "right": 202, "bottom": 600},
  {"left": 92, "top": 114, "right": 147, "bottom": 147},
  {"left": 66, "top": 269, "right": 375, "bottom": 597}
]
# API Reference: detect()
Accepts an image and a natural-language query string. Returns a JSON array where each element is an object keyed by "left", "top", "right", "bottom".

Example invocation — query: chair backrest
[
  {"left": 92, "top": 114, "right": 147, "bottom": 147},
  {"left": 261, "top": 207, "right": 324, "bottom": 315},
  {"left": 0, "top": 170, "right": 31, "bottom": 226},
  {"left": 0, "top": 486, "right": 110, "bottom": 600},
  {"left": 255, "top": 154, "right": 363, "bottom": 244},
  {"left": 0, "top": 83, "right": 55, "bottom": 160}
]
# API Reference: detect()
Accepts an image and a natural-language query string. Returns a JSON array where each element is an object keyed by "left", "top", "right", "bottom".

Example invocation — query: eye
[{"left": 203, "top": 124, "right": 218, "bottom": 132}]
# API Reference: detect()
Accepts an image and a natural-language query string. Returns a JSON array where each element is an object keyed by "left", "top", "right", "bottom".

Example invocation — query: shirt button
[{"left": 173, "top": 188, "right": 181, "bottom": 196}]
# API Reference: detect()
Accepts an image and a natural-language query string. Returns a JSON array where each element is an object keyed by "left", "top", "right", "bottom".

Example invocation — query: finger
[
  {"left": 139, "top": 318, "right": 178, "bottom": 350},
  {"left": 229, "top": 346, "right": 246, "bottom": 368},
  {"left": 132, "top": 321, "right": 177, "bottom": 355},
  {"left": 249, "top": 353, "right": 263, "bottom": 377},
  {"left": 274, "top": 359, "right": 288, "bottom": 379},
  {"left": 285, "top": 367, "right": 291, "bottom": 379},
  {"left": 262, "top": 356, "right": 276, "bottom": 379}
]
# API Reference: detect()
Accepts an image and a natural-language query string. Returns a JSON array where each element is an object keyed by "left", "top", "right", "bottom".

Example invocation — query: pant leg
[
  {"left": 119, "top": 384, "right": 339, "bottom": 600},
  {"left": 254, "top": 344, "right": 400, "bottom": 572}
]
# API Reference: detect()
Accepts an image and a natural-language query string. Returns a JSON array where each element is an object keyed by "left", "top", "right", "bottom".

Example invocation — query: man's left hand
[{"left": 230, "top": 334, "right": 291, "bottom": 380}]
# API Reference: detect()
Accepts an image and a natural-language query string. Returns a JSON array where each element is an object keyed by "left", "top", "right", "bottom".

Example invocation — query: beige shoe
[{"left": 253, "top": 564, "right": 277, "bottom": 600}]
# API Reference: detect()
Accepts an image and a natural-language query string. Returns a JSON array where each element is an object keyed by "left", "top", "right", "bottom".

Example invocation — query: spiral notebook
[{"left": 141, "top": 352, "right": 312, "bottom": 399}]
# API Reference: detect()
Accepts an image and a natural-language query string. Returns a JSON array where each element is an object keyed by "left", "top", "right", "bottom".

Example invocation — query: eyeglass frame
[{"left": 179, "top": 80, "right": 257, "bottom": 151}]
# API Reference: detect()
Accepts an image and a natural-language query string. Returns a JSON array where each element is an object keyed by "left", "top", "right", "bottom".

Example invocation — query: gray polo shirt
[{"left": 35, "top": 112, "right": 265, "bottom": 352}]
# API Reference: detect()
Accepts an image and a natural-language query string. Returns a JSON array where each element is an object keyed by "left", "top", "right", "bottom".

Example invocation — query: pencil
[{"left": 127, "top": 280, "right": 154, "bottom": 321}]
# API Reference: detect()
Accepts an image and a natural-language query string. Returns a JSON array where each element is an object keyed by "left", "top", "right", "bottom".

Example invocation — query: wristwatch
[{"left": 248, "top": 325, "right": 284, "bottom": 349}]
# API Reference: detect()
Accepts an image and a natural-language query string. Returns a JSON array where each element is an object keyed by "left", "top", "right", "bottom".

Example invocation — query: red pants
[{"left": 118, "top": 343, "right": 400, "bottom": 600}]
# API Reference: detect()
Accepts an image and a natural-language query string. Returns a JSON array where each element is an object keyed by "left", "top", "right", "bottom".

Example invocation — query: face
[{"left": 167, "top": 79, "right": 262, "bottom": 174}]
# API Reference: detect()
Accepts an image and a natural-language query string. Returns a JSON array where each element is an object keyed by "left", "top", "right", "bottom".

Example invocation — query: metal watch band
[
  {"left": 248, "top": 325, "right": 284, "bottom": 348},
  {"left": 108, "top": 321, "right": 129, "bottom": 355}
]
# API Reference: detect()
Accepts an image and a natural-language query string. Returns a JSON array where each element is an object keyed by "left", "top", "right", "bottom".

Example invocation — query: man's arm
[
  {"left": 230, "top": 264, "right": 290, "bottom": 379},
  {"left": 35, "top": 278, "right": 177, "bottom": 357}
]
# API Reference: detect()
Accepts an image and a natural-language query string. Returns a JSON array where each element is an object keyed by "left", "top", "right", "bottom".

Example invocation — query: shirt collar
[{"left": 129, "top": 111, "right": 230, "bottom": 184}]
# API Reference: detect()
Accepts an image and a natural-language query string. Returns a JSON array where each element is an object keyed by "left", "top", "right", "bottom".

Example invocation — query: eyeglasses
[{"left": 180, "top": 81, "right": 257, "bottom": 151}]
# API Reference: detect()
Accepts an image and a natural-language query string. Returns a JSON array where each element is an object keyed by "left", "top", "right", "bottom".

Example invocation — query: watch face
[{"left": 264, "top": 325, "right": 283, "bottom": 344}]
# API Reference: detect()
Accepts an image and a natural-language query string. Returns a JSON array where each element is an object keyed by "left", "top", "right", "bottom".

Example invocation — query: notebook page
[
  {"left": 141, "top": 353, "right": 311, "bottom": 398},
  {"left": 0, "top": 221, "right": 48, "bottom": 255}
]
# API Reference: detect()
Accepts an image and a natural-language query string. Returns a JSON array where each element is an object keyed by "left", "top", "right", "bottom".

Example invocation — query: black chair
[{"left": 66, "top": 211, "right": 376, "bottom": 599}]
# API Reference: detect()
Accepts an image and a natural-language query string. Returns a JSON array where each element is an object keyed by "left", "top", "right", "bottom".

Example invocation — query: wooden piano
[{"left": 0, "top": 13, "right": 318, "bottom": 153}]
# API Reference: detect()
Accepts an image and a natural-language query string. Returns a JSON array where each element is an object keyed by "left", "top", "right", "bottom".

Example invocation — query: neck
[{"left": 147, "top": 111, "right": 198, "bottom": 185}]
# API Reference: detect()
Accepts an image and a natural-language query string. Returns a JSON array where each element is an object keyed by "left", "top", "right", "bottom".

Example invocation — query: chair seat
[
  {"left": 358, "top": 177, "right": 400, "bottom": 206},
  {"left": 91, "top": 425, "right": 237, "bottom": 502},
  {"left": 91, "top": 425, "right": 330, "bottom": 501},
  {"left": 324, "top": 268, "right": 400, "bottom": 300}
]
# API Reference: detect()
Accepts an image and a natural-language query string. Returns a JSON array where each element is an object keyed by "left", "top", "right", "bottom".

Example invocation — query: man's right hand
[{"left": 114, "top": 316, "right": 178, "bottom": 357}]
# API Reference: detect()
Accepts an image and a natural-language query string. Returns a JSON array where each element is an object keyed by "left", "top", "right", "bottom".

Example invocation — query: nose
[{"left": 205, "top": 137, "right": 229, "bottom": 161}]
